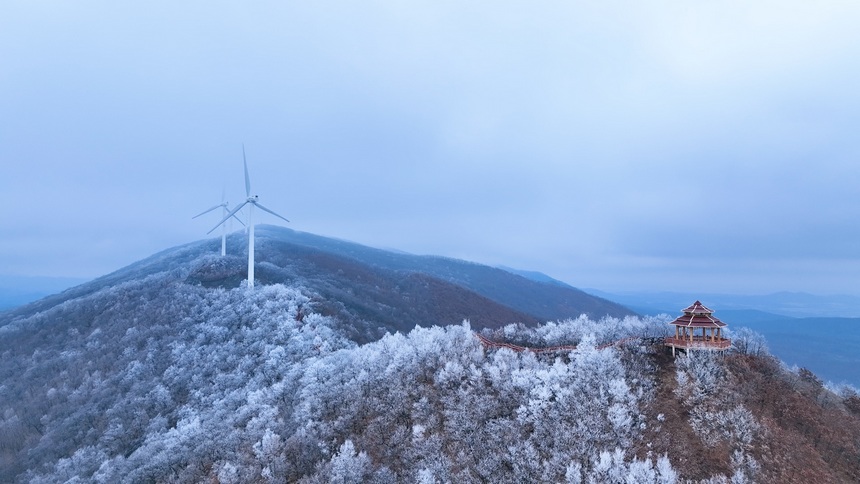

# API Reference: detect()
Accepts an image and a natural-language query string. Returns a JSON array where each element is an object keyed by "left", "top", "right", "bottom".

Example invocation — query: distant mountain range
[
  {"left": 584, "top": 289, "right": 860, "bottom": 318},
  {"left": 0, "top": 275, "right": 89, "bottom": 311},
  {"left": 587, "top": 289, "right": 860, "bottom": 387}
]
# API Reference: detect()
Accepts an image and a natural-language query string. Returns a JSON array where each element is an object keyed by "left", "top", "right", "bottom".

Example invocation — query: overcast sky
[{"left": 2, "top": 1, "right": 859, "bottom": 295}]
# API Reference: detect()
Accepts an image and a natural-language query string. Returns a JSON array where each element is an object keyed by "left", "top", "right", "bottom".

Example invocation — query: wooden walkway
[{"left": 474, "top": 333, "right": 635, "bottom": 353}]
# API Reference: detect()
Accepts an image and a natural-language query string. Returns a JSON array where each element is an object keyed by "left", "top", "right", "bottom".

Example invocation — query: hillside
[
  {"left": 3, "top": 227, "right": 631, "bottom": 343},
  {"left": 1, "top": 233, "right": 858, "bottom": 482},
  {"left": 250, "top": 226, "right": 634, "bottom": 324}
]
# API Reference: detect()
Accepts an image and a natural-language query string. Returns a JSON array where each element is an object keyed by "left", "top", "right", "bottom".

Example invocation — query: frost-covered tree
[{"left": 729, "top": 327, "right": 769, "bottom": 356}]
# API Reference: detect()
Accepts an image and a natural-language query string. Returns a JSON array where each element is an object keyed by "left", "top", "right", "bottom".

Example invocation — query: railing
[
  {"left": 664, "top": 336, "right": 731, "bottom": 349},
  {"left": 475, "top": 333, "right": 634, "bottom": 353}
]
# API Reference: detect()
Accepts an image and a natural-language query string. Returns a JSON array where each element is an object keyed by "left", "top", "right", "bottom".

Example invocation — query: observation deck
[{"left": 665, "top": 301, "right": 731, "bottom": 355}]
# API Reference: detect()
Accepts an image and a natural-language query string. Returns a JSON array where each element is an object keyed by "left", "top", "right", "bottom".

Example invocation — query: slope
[
  {"left": 250, "top": 225, "right": 634, "bottom": 322},
  {"left": 2, "top": 227, "right": 632, "bottom": 339},
  {"left": 3, "top": 276, "right": 858, "bottom": 482}
]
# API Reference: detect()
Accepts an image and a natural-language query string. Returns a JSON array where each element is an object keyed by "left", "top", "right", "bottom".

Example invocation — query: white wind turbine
[
  {"left": 209, "top": 146, "right": 289, "bottom": 288},
  {"left": 193, "top": 189, "right": 245, "bottom": 256}
]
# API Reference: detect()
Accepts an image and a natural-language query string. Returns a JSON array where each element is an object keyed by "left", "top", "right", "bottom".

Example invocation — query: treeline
[{"left": 1, "top": 262, "right": 859, "bottom": 482}]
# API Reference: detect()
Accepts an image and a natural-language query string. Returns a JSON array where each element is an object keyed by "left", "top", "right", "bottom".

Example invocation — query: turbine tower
[
  {"left": 209, "top": 145, "right": 289, "bottom": 288},
  {"left": 193, "top": 189, "right": 245, "bottom": 256}
]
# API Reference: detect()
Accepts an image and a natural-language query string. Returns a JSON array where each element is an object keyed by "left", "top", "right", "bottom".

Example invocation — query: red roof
[
  {"left": 681, "top": 300, "right": 713, "bottom": 314},
  {"left": 669, "top": 300, "right": 726, "bottom": 328}
]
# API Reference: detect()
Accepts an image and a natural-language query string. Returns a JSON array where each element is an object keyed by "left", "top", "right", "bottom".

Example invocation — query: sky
[{"left": 2, "top": 1, "right": 860, "bottom": 296}]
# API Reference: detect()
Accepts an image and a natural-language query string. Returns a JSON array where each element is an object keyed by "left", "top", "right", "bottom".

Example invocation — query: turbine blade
[
  {"left": 255, "top": 202, "right": 290, "bottom": 223},
  {"left": 242, "top": 144, "right": 251, "bottom": 197},
  {"left": 207, "top": 201, "right": 248, "bottom": 234},
  {"left": 192, "top": 204, "right": 222, "bottom": 219},
  {"left": 230, "top": 212, "right": 246, "bottom": 227}
]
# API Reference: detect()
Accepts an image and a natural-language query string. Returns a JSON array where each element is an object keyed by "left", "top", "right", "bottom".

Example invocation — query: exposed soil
[{"left": 635, "top": 347, "right": 860, "bottom": 483}]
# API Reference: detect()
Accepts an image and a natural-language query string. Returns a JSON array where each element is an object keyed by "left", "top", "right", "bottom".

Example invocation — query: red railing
[
  {"left": 475, "top": 333, "right": 634, "bottom": 353},
  {"left": 664, "top": 336, "right": 731, "bottom": 349}
]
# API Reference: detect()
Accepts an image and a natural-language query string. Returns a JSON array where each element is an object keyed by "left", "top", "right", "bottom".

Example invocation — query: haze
[{"left": 2, "top": 1, "right": 859, "bottom": 295}]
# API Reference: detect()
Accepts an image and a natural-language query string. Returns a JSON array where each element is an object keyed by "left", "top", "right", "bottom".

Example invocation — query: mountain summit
[
  {"left": 5, "top": 226, "right": 632, "bottom": 342},
  {"left": 2, "top": 228, "right": 858, "bottom": 482}
]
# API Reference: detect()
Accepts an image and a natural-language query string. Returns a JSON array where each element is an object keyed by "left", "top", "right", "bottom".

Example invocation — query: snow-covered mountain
[
  {"left": 4, "top": 226, "right": 632, "bottom": 343},
  {"left": 1, "top": 229, "right": 859, "bottom": 482}
]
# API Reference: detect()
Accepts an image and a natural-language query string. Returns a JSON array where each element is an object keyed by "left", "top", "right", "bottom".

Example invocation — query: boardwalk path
[{"left": 474, "top": 333, "right": 635, "bottom": 353}]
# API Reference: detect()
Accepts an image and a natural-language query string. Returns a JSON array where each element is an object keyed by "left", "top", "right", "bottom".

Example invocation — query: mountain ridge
[
  {"left": 1, "top": 229, "right": 859, "bottom": 482},
  {"left": 3, "top": 227, "right": 633, "bottom": 338},
  {"left": 250, "top": 226, "right": 633, "bottom": 322}
]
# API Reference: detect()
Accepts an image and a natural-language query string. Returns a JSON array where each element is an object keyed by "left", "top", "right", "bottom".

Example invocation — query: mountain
[
  {"left": 496, "top": 265, "right": 575, "bottom": 288},
  {"left": 3, "top": 226, "right": 631, "bottom": 343},
  {"left": 248, "top": 226, "right": 634, "bottom": 325},
  {"left": 1, "top": 230, "right": 858, "bottom": 482}
]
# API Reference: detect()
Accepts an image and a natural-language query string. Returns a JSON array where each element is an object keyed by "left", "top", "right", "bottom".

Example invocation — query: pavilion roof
[
  {"left": 669, "top": 300, "right": 727, "bottom": 328},
  {"left": 681, "top": 300, "right": 714, "bottom": 315}
]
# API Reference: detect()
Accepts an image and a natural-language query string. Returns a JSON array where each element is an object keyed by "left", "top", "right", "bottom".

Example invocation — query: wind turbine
[
  {"left": 209, "top": 145, "right": 289, "bottom": 288},
  {"left": 193, "top": 189, "right": 245, "bottom": 256}
]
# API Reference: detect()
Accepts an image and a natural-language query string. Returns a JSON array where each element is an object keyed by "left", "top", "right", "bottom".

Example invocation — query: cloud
[{"left": 1, "top": 1, "right": 859, "bottom": 294}]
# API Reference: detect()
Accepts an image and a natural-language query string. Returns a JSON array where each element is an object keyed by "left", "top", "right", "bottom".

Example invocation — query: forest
[{"left": 1, "top": 252, "right": 859, "bottom": 482}]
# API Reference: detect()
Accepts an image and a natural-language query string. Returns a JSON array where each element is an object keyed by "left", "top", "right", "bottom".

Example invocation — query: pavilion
[{"left": 665, "top": 300, "right": 731, "bottom": 356}]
